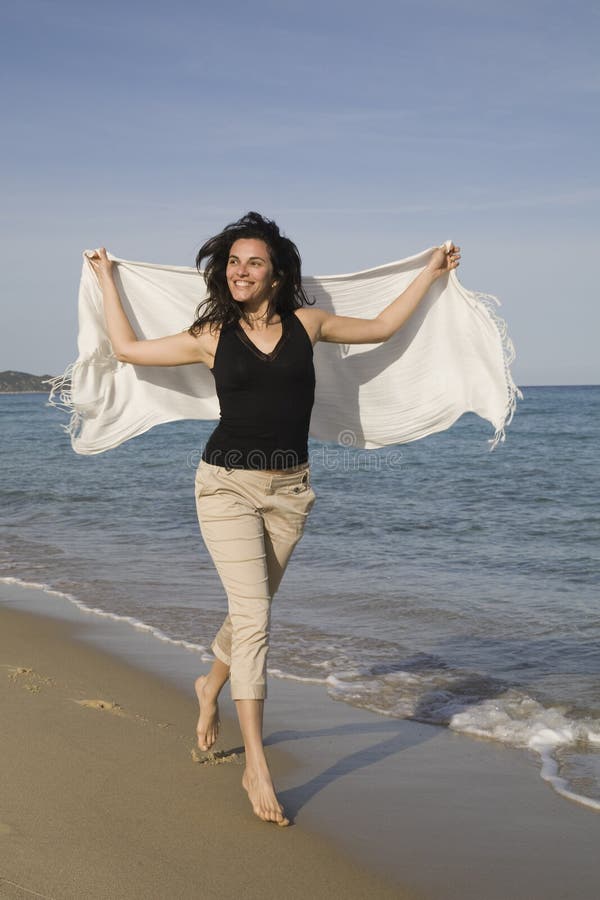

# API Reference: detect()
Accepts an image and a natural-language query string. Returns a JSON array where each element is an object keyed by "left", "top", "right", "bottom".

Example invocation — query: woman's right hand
[{"left": 88, "top": 247, "right": 114, "bottom": 282}]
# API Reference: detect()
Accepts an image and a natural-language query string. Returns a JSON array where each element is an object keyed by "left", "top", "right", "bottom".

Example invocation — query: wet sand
[
  {"left": 1, "top": 584, "right": 600, "bottom": 899},
  {"left": 0, "top": 605, "right": 411, "bottom": 900}
]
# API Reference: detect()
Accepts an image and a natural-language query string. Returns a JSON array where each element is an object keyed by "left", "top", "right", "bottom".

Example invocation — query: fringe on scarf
[
  {"left": 471, "top": 290, "right": 523, "bottom": 451},
  {"left": 46, "top": 363, "right": 81, "bottom": 442},
  {"left": 46, "top": 342, "right": 119, "bottom": 446}
]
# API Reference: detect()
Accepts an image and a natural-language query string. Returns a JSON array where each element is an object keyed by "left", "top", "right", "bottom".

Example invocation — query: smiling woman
[
  {"left": 87, "top": 210, "right": 459, "bottom": 828},
  {"left": 189, "top": 211, "right": 314, "bottom": 337},
  {"left": 228, "top": 242, "right": 275, "bottom": 305}
]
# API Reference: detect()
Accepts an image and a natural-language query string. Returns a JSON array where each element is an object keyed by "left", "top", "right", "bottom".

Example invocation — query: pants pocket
[{"left": 195, "top": 462, "right": 221, "bottom": 498}]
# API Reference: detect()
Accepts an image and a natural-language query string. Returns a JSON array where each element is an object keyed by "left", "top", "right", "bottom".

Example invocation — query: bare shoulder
[{"left": 293, "top": 307, "right": 327, "bottom": 346}]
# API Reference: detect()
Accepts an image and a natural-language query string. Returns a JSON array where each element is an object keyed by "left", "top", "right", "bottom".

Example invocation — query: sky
[{"left": 1, "top": 0, "right": 598, "bottom": 384}]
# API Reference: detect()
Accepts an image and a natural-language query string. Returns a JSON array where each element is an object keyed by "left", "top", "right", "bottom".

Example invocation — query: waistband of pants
[{"left": 198, "top": 459, "right": 310, "bottom": 494}]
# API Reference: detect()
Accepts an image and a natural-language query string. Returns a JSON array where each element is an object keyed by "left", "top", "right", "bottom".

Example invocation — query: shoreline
[
  {"left": 2, "top": 580, "right": 600, "bottom": 898},
  {"left": 4, "top": 574, "right": 599, "bottom": 815}
]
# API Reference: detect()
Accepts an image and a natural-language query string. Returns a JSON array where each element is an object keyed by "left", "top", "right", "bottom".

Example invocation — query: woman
[{"left": 89, "top": 211, "right": 460, "bottom": 827}]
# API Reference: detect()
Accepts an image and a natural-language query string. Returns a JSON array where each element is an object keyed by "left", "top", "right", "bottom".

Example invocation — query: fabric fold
[{"left": 49, "top": 246, "right": 521, "bottom": 455}]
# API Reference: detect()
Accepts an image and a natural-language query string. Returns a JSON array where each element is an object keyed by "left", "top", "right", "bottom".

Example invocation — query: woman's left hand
[{"left": 425, "top": 243, "right": 461, "bottom": 280}]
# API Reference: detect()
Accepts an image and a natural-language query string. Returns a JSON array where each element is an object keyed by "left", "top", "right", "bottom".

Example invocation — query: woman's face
[{"left": 226, "top": 238, "right": 275, "bottom": 305}]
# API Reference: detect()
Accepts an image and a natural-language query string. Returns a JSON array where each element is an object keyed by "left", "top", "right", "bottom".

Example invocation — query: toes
[
  {"left": 196, "top": 727, "right": 212, "bottom": 751},
  {"left": 271, "top": 811, "right": 289, "bottom": 826},
  {"left": 242, "top": 772, "right": 287, "bottom": 826},
  {"left": 275, "top": 806, "right": 289, "bottom": 825},
  {"left": 259, "top": 805, "right": 288, "bottom": 825},
  {"left": 197, "top": 735, "right": 214, "bottom": 751}
]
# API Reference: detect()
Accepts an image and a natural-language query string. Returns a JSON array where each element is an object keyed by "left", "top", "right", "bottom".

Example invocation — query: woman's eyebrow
[{"left": 228, "top": 255, "right": 266, "bottom": 262}]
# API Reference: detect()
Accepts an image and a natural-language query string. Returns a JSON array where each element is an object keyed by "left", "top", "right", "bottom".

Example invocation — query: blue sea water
[{"left": 1, "top": 388, "right": 599, "bottom": 809}]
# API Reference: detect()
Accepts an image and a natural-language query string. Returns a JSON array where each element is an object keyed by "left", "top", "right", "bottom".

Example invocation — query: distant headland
[{"left": 0, "top": 371, "right": 55, "bottom": 393}]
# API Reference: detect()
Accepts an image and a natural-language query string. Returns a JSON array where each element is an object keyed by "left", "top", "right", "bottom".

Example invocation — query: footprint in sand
[
  {"left": 191, "top": 748, "right": 242, "bottom": 766},
  {"left": 5, "top": 666, "right": 53, "bottom": 691},
  {"left": 73, "top": 699, "right": 126, "bottom": 716},
  {"left": 6, "top": 666, "right": 33, "bottom": 681},
  {"left": 72, "top": 700, "right": 189, "bottom": 738}
]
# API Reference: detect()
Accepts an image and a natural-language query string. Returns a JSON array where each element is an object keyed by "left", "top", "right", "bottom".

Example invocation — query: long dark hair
[{"left": 188, "top": 211, "right": 314, "bottom": 336}]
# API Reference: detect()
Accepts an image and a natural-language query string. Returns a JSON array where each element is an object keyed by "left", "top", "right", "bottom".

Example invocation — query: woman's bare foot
[
  {"left": 195, "top": 675, "right": 220, "bottom": 751},
  {"left": 242, "top": 766, "right": 290, "bottom": 826}
]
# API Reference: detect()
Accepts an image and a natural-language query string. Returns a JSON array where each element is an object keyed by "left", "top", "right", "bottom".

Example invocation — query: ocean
[{"left": 1, "top": 387, "right": 599, "bottom": 810}]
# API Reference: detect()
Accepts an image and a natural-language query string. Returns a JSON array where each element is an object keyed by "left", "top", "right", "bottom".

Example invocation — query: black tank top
[{"left": 202, "top": 311, "right": 315, "bottom": 470}]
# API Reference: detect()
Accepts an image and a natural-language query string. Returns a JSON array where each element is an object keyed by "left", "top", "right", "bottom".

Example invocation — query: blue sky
[{"left": 2, "top": 0, "right": 598, "bottom": 383}]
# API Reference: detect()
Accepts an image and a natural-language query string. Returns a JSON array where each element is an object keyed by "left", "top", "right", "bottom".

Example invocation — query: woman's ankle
[
  {"left": 196, "top": 672, "right": 224, "bottom": 701},
  {"left": 243, "top": 752, "right": 271, "bottom": 775}
]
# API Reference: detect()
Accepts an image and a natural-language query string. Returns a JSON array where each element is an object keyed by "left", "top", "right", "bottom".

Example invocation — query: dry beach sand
[{"left": 1, "top": 584, "right": 600, "bottom": 900}]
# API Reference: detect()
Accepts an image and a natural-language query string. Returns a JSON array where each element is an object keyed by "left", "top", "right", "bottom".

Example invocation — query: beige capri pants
[{"left": 195, "top": 459, "right": 316, "bottom": 700}]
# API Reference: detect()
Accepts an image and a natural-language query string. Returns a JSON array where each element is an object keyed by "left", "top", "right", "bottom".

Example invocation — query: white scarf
[{"left": 49, "top": 245, "right": 520, "bottom": 455}]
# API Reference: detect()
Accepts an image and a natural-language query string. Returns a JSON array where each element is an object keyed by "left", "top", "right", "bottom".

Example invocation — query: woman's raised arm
[
  {"left": 88, "top": 248, "right": 212, "bottom": 367},
  {"left": 310, "top": 243, "right": 460, "bottom": 346}
]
